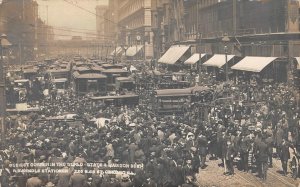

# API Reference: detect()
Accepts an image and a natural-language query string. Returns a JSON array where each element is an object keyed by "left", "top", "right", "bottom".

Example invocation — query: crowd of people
[{"left": 0, "top": 60, "right": 299, "bottom": 187}]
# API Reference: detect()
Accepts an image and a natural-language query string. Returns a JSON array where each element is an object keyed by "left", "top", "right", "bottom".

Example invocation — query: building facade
[
  {"left": 0, "top": 0, "right": 53, "bottom": 61},
  {"left": 96, "top": 5, "right": 108, "bottom": 42},
  {"left": 102, "top": 0, "right": 119, "bottom": 57},
  {"left": 182, "top": 0, "right": 300, "bottom": 57},
  {"left": 151, "top": 0, "right": 188, "bottom": 60},
  {"left": 117, "top": 0, "right": 153, "bottom": 59}
]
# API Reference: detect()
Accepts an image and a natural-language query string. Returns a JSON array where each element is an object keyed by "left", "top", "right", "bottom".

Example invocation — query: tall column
[{"left": 0, "top": 44, "right": 6, "bottom": 141}]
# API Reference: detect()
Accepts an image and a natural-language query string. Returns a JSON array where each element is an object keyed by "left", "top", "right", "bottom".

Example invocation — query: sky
[{"left": 36, "top": 0, "right": 108, "bottom": 40}]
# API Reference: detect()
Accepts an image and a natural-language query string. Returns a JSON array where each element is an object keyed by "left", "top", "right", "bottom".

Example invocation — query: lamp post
[
  {"left": 121, "top": 44, "right": 129, "bottom": 64},
  {"left": 222, "top": 33, "right": 230, "bottom": 82},
  {"left": 136, "top": 34, "right": 141, "bottom": 63},
  {"left": 113, "top": 41, "right": 117, "bottom": 64},
  {"left": 0, "top": 34, "right": 12, "bottom": 142},
  {"left": 197, "top": 32, "right": 202, "bottom": 74}
]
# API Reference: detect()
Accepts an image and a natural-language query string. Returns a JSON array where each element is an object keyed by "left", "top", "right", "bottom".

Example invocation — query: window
[{"left": 87, "top": 80, "right": 98, "bottom": 92}]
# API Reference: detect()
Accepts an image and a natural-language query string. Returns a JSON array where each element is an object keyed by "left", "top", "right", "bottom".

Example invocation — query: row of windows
[
  {"left": 123, "top": 13, "right": 145, "bottom": 30},
  {"left": 196, "top": 0, "right": 220, "bottom": 8},
  {"left": 119, "top": 0, "right": 144, "bottom": 21}
]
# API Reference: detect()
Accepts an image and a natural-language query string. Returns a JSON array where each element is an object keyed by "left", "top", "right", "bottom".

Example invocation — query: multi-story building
[
  {"left": 0, "top": 0, "right": 39, "bottom": 61},
  {"left": 102, "top": 0, "right": 119, "bottom": 57},
  {"left": 117, "top": 0, "right": 153, "bottom": 59},
  {"left": 151, "top": 0, "right": 187, "bottom": 59},
  {"left": 181, "top": 0, "right": 300, "bottom": 57},
  {"left": 96, "top": 5, "right": 108, "bottom": 42},
  {"left": 37, "top": 18, "right": 54, "bottom": 55},
  {"left": 0, "top": 1, "right": 7, "bottom": 34}
]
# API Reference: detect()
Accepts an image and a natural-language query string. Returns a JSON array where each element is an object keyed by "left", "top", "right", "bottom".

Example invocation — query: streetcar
[
  {"left": 153, "top": 86, "right": 215, "bottom": 116},
  {"left": 14, "top": 79, "right": 30, "bottom": 102},
  {"left": 115, "top": 77, "right": 135, "bottom": 92},
  {"left": 51, "top": 78, "right": 68, "bottom": 94}
]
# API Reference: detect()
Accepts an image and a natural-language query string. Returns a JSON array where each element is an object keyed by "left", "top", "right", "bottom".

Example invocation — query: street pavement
[{"left": 196, "top": 157, "right": 300, "bottom": 187}]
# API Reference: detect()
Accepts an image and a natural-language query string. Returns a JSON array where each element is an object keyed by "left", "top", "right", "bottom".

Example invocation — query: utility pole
[
  {"left": 34, "top": 4, "right": 38, "bottom": 58},
  {"left": 0, "top": 34, "right": 11, "bottom": 143},
  {"left": 233, "top": 0, "right": 237, "bottom": 35},
  {"left": 22, "top": 0, "right": 25, "bottom": 19},
  {"left": 46, "top": 5, "right": 49, "bottom": 55}
]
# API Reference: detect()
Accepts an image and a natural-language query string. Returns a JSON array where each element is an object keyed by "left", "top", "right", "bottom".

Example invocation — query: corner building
[{"left": 118, "top": 0, "right": 153, "bottom": 59}]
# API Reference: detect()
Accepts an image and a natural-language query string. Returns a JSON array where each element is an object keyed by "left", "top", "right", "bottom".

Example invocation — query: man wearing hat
[
  {"left": 280, "top": 139, "right": 292, "bottom": 176},
  {"left": 197, "top": 133, "right": 208, "bottom": 169},
  {"left": 119, "top": 174, "right": 133, "bottom": 187},
  {"left": 45, "top": 182, "right": 55, "bottom": 187},
  {"left": 265, "top": 131, "right": 274, "bottom": 168},
  {"left": 181, "top": 176, "right": 199, "bottom": 187},
  {"left": 225, "top": 141, "right": 235, "bottom": 175},
  {"left": 255, "top": 137, "right": 269, "bottom": 180},
  {"left": 185, "top": 132, "right": 196, "bottom": 151},
  {"left": 239, "top": 134, "right": 251, "bottom": 172},
  {"left": 26, "top": 175, "right": 44, "bottom": 187},
  {"left": 55, "top": 166, "right": 71, "bottom": 187},
  {"left": 183, "top": 158, "right": 194, "bottom": 181},
  {"left": 69, "top": 170, "right": 87, "bottom": 187},
  {"left": 1, "top": 160, "right": 12, "bottom": 187}
]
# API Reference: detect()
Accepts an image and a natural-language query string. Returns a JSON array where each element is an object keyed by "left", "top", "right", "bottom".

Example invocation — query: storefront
[{"left": 231, "top": 56, "right": 288, "bottom": 83}]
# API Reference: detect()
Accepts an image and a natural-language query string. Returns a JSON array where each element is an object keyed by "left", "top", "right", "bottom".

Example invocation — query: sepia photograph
[{"left": 0, "top": 0, "right": 300, "bottom": 186}]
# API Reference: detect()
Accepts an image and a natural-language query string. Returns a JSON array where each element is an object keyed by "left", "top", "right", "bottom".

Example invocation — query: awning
[
  {"left": 158, "top": 45, "right": 190, "bottom": 64},
  {"left": 295, "top": 57, "right": 300, "bottom": 70},
  {"left": 74, "top": 73, "right": 107, "bottom": 79},
  {"left": 202, "top": 54, "right": 235, "bottom": 68},
  {"left": 124, "top": 45, "right": 143, "bottom": 57},
  {"left": 110, "top": 47, "right": 122, "bottom": 56},
  {"left": 231, "top": 56, "right": 277, "bottom": 72},
  {"left": 184, "top": 53, "right": 207, "bottom": 65}
]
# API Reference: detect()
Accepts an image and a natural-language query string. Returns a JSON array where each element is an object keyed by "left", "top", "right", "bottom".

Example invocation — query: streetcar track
[
  {"left": 198, "top": 159, "right": 299, "bottom": 187},
  {"left": 268, "top": 171, "right": 296, "bottom": 187},
  {"left": 270, "top": 161, "right": 299, "bottom": 187},
  {"left": 235, "top": 172, "right": 256, "bottom": 186},
  {"left": 236, "top": 171, "right": 268, "bottom": 187}
]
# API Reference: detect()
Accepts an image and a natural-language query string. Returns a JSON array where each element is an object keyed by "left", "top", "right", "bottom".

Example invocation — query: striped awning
[
  {"left": 110, "top": 47, "right": 122, "bottom": 56},
  {"left": 295, "top": 57, "right": 300, "bottom": 70},
  {"left": 158, "top": 45, "right": 190, "bottom": 64},
  {"left": 124, "top": 45, "right": 143, "bottom": 57},
  {"left": 184, "top": 53, "right": 207, "bottom": 65},
  {"left": 202, "top": 54, "right": 235, "bottom": 68},
  {"left": 231, "top": 56, "right": 277, "bottom": 72}
]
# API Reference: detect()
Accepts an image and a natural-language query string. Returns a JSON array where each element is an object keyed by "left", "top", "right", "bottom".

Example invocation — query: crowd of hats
[{"left": 0, "top": 72, "right": 299, "bottom": 186}]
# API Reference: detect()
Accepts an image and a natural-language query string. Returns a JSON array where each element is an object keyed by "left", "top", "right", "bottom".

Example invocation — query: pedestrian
[
  {"left": 1, "top": 160, "right": 12, "bottom": 187},
  {"left": 26, "top": 175, "right": 44, "bottom": 187},
  {"left": 69, "top": 171, "right": 87, "bottom": 187},
  {"left": 290, "top": 151, "right": 298, "bottom": 179},
  {"left": 265, "top": 132, "right": 274, "bottom": 168},
  {"left": 181, "top": 176, "right": 199, "bottom": 187},
  {"left": 280, "top": 139, "right": 291, "bottom": 176},
  {"left": 239, "top": 134, "right": 251, "bottom": 172},
  {"left": 54, "top": 166, "right": 71, "bottom": 187},
  {"left": 119, "top": 174, "right": 133, "bottom": 187},
  {"left": 256, "top": 138, "right": 269, "bottom": 180},
  {"left": 197, "top": 133, "right": 208, "bottom": 169},
  {"left": 225, "top": 141, "right": 235, "bottom": 175}
]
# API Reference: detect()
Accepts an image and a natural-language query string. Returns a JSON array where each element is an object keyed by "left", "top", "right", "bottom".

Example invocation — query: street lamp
[
  {"left": 0, "top": 34, "right": 12, "bottom": 142},
  {"left": 222, "top": 33, "right": 230, "bottom": 82},
  {"left": 120, "top": 44, "right": 129, "bottom": 64},
  {"left": 197, "top": 32, "right": 202, "bottom": 73},
  {"left": 136, "top": 34, "right": 141, "bottom": 63}
]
